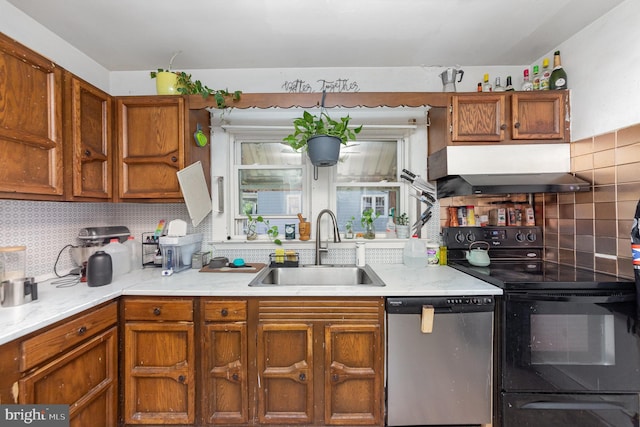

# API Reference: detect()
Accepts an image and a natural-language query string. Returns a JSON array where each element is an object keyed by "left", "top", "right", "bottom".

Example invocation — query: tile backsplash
[
  {"left": 1, "top": 200, "right": 404, "bottom": 279},
  {"left": 1, "top": 200, "right": 209, "bottom": 278}
]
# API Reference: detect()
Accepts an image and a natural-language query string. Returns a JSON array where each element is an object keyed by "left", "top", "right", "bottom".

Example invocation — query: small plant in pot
[
  {"left": 395, "top": 213, "right": 410, "bottom": 238},
  {"left": 283, "top": 111, "right": 362, "bottom": 167},
  {"left": 360, "top": 209, "right": 380, "bottom": 240},
  {"left": 344, "top": 216, "right": 356, "bottom": 239},
  {"left": 245, "top": 213, "right": 282, "bottom": 245}
]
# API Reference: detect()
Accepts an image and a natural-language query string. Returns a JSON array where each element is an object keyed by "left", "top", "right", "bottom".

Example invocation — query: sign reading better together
[{"left": 282, "top": 78, "right": 360, "bottom": 93}]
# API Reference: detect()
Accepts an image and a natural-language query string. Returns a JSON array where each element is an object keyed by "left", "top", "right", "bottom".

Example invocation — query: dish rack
[{"left": 269, "top": 250, "right": 299, "bottom": 268}]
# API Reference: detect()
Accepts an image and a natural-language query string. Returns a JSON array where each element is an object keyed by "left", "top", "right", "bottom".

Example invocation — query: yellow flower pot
[{"left": 155, "top": 71, "right": 179, "bottom": 95}]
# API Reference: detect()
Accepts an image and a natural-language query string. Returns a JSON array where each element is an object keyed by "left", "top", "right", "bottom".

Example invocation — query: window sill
[{"left": 209, "top": 238, "right": 417, "bottom": 250}]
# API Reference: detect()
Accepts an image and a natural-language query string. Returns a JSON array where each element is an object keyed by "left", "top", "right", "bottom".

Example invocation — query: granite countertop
[{"left": 0, "top": 263, "right": 501, "bottom": 345}]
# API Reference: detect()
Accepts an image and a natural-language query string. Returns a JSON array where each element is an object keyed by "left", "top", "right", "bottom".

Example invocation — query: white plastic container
[
  {"left": 159, "top": 233, "right": 203, "bottom": 272},
  {"left": 356, "top": 242, "right": 366, "bottom": 267},
  {"left": 403, "top": 238, "right": 426, "bottom": 267},
  {"left": 123, "top": 236, "right": 142, "bottom": 270},
  {"left": 103, "top": 238, "right": 131, "bottom": 279}
]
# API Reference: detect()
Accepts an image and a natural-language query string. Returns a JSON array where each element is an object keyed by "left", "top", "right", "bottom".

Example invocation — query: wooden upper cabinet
[
  {"left": 451, "top": 94, "right": 506, "bottom": 142},
  {"left": 0, "top": 33, "right": 63, "bottom": 199},
  {"left": 116, "top": 96, "right": 185, "bottom": 201},
  {"left": 64, "top": 73, "right": 113, "bottom": 200},
  {"left": 511, "top": 91, "right": 567, "bottom": 140}
]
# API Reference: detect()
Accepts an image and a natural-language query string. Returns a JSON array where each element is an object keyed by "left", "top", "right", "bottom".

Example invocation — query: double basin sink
[{"left": 248, "top": 264, "right": 385, "bottom": 287}]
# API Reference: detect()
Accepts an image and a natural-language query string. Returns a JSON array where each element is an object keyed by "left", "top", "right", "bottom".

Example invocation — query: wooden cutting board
[{"left": 199, "top": 263, "right": 266, "bottom": 273}]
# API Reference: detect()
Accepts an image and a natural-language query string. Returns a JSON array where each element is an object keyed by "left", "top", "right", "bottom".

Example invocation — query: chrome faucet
[{"left": 315, "top": 209, "right": 341, "bottom": 265}]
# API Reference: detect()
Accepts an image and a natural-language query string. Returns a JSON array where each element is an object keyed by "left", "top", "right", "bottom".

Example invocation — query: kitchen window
[{"left": 211, "top": 107, "right": 429, "bottom": 242}]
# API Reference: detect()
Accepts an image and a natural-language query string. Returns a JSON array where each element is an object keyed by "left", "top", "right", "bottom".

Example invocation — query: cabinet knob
[
  {"left": 77, "top": 326, "right": 87, "bottom": 335},
  {"left": 84, "top": 149, "right": 91, "bottom": 157},
  {"left": 500, "top": 124, "right": 507, "bottom": 130},
  {"left": 232, "top": 373, "right": 239, "bottom": 381},
  {"left": 171, "top": 156, "right": 178, "bottom": 163},
  {"left": 514, "top": 122, "right": 521, "bottom": 129},
  {"left": 332, "top": 374, "right": 339, "bottom": 382},
  {"left": 299, "top": 373, "right": 306, "bottom": 382},
  {"left": 221, "top": 308, "right": 228, "bottom": 317},
  {"left": 178, "top": 375, "right": 185, "bottom": 383},
  {"left": 153, "top": 307, "right": 161, "bottom": 316}
]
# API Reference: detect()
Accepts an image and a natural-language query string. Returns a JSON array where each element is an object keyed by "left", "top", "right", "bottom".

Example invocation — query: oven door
[
  {"left": 502, "top": 392, "right": 640, "bottom": 427},
  {"left": 503, "top": 290, "right": 640, "bottom": 393}
]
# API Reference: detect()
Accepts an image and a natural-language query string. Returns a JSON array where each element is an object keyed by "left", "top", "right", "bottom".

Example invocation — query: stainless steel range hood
[
  {"left": 436, "top": 173, "right": 591, "bottom": 198},
  {"left": 428, "top": 144, "right": 591, "bottom": 198}
]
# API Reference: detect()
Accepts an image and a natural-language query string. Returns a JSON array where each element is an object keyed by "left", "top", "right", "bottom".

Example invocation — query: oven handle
[
  {"left": 521, "top": 401, "right": 629, "bottom": 411},
  {"left": 508, "top": 293, "right": 635, "bottom": 303}
]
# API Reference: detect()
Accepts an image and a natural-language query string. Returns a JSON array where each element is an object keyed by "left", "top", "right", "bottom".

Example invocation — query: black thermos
[{"left": 87, "top": 251, "right": 112, "bottom": 287}]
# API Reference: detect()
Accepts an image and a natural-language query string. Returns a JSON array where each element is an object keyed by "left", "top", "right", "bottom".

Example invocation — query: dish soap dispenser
[{"left": 385, "top": 207, "right": 396, "bottom": 238}]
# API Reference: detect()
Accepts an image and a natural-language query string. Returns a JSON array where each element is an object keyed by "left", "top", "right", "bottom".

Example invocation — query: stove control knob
[
  {"left": 455, "top": 232, "right": 465, "bottom": 243},
  {"left": 466, "top": 233, "right": 476, "bottom": 242},
  {"left": 526, "top": 232, "right": 537, "bottom": 242},
  {"left": 515, "top": 232, "right": 525, "bottom": 242}
]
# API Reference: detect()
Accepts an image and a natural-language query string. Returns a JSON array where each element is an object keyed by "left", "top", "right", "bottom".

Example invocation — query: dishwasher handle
[{"left": 386, "top": 296, "right": 495, "bottom": 314}]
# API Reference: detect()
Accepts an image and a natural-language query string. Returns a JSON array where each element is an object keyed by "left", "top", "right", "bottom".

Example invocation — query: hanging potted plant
[
  {"left": 283, "top": 111, "right": 362, "bottom": 167},
  {"left": 360, "top": 208, "right": 380, "bottom": 240}
]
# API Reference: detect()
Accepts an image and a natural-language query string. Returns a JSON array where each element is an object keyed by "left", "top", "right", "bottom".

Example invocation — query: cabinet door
[
  {"left": 257, "top": 323, "right": 314, "bottom": 424},
  {"left": 65, "top": 74, "right": 113, "bottom": 199},
  {"left": 451, "top": 94, "right": 506, "bottom": 142},
  {"left": 202, "top": 322, "right": 248, "bottom": 425},
  {"left": 19, "top": 326, "right": 118, "bottom": 427},
  {"left": 511, "top": 91, "right": 567, "bottom": 140},
  {"left": 0, "top": 33, "right": 63, "bottom": 198},
  {"left": 116, "top": 96, "right": 185, "bottom": 200},
  {"left": 124, "top": 322, "right": 195, "bottom": 425},
  {"left": 324, "top": 324, "right": 383, "bottom": 426}
]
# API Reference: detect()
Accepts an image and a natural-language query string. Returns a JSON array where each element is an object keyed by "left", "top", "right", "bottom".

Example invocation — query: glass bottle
[
  {"left": 494, "top": 77, "right": 505, "bottom": 92},
  {"left": 505, "top": 76, "right": 515, "bottom": 91},
  {"left": 540, "top": 58, "right": 551, "bottom": 90},
  {"left": 550, "top": 50, "right": 568, "bottom": 90},
  {"left": 482, "top": 74, "right": 492, "bottom": 92},
  {"left": 532, "top": 65, "right": 540, "bottom": 90},
  {"left": 521, "top": 68, "right": 533, "bottom": 91}
]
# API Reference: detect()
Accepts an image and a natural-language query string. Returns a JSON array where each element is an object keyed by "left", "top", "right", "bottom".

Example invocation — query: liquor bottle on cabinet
[
  {"left": 521, "top": 69, "right": 533, "bottom": 91},
  {"left": 550, "top": 51, "right": 568, "bottom": 90},
  {"left": 540, "top": 58, "right": 551, "bottom": 90},
  {"left": 532, "top": 65, "right": 540, "bottom": 90},
  {"left": 482, "top": 73, "right": 492, "bottom": 92},
  {"left": 494, "top": 77, "right": 505, "bottom": 92},
  {"left": 505, "top": 76, "right": 515, "bottom": 91}
]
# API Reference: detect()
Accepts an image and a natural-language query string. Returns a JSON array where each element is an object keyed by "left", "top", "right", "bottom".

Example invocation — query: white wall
[
  {"left": 0, "top": 0, "right": 110, "bottom": 91},
  {"left": 534, "top": 0, "right": 640, "bottom": 140}
]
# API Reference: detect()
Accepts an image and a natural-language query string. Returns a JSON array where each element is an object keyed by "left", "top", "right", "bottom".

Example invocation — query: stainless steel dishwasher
[{"left": 386, "top": 296, "right": 495, "bottom": 426}]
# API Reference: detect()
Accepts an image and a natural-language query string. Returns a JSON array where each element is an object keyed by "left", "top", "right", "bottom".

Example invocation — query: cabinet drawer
[
  {"left": 20, "top": 302, "right": 117, "bottom": 372},
  {"left": 124, "top": 298, "right": 193, "bottom": 321},
  {"left": 203, "top": 300, "right": 247, "bottom": 322}
]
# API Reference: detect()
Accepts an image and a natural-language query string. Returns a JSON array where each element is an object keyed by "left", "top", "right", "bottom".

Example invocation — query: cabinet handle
[
  {"left": 500, "top": 124, "right": 507, "bottom": 130},
  {"left": 514, "top": 122, "right": 521, "bottom": 129},
  {"left": 153, "top": 307, "right": 161, "bottom": 316},
  {"left": 77, "top": 326, "right": 87, "bottom": 336},
  {"left": 299, "top": 373, "right": 306, "bottom": 382},
  {"left": 84, "top": 149, "right": 91, "bottom": 157},
  {"left": 178, "top": 375, "right": 185, "bottom": 383},
  {"left": 232, "top": 373, "right": 239, "bottom": 381},
  {"left": 171, "top": 156, "right": 178, "bottom": 163},
  {"left": 221, "top": 308, "right": 228, "bottom": 317},
  {"left": 332, "top": 374, "right": 339, "bottom": 382}
]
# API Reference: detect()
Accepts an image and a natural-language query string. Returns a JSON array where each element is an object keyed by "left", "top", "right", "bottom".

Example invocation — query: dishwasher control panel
[{"left": 386, "top": 296, "right": 494, "bottom": 314}]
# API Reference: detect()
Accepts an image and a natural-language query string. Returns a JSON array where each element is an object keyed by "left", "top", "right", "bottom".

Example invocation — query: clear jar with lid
[{"left": 1, "top": 246, "right": 27, "bottom": 281}]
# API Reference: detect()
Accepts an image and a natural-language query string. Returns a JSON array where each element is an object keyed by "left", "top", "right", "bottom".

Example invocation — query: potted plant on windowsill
[
  {"left": 360, "top": 209, "right": 380, "bottom": 240},
  {"left": 283, "top": 111, "right": 362, "bottom": 166},
  {"left": 395, "top": 213, "right": 410, "bottom": 238},
  {"left": 245, "top": 213, "right": 282, "bottom": 245}
]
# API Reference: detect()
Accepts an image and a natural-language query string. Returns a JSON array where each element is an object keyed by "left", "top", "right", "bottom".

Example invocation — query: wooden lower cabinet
[
  {"left": 123, "top": 297, "right": 195, "bottom": 425},
  {"left": 201, "top": 299, "right": 249, "bottom": 425},
  {"left": 255, "top": 298, "right": 384, "bottom": 426},
  {"left": 19, "top": 327, "right": 118, "bottom": 427}
]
